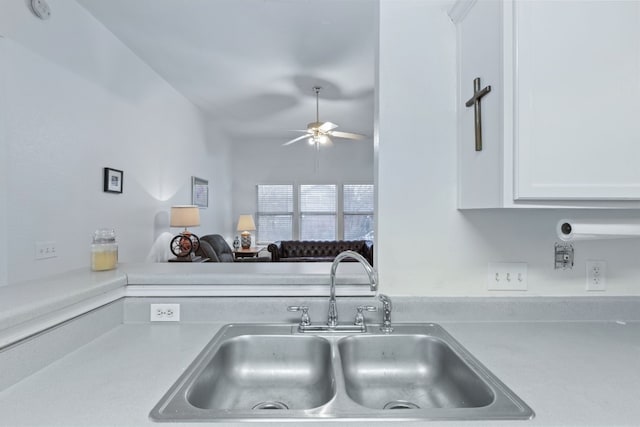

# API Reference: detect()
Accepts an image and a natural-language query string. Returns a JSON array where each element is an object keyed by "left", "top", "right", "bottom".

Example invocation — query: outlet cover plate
[
  {"left": 488, "top": 262, "right": 528, "bottom": 291},
  {"left": 586, "top": 260, "right": 606, "bottom": 291},
  {"left": 150, "top": 304, "right": 181, "bottom": 322}
]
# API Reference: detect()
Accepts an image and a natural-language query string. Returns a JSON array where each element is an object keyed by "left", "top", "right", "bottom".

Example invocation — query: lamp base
[
  {"left": 241, "top": 232, "right": 251, "bottom": 249},
  {"left": 170, "top": 232, "right": 200, "bottom": 257}
]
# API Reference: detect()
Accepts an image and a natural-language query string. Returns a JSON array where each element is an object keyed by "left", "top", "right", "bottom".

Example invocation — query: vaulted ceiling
[{"left": 77, "top": 0, "right": 377, "bottom": 143}]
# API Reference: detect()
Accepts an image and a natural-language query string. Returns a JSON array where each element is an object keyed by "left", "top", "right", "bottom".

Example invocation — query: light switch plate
[
  {"left": 35, "top": 241, "right": 57, "bottom": 260},
  {"left": 487, "top": 262, "right": 528, "bottom": 291}
]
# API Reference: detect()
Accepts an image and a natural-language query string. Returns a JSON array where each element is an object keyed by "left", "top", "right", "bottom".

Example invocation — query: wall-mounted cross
[{"left": 465, "top": 77, "right": 491, "bottom": 151}]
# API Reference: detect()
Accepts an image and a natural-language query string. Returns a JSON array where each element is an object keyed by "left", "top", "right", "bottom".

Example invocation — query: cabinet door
[{"left": 515, "top": 0, "right": 640, "bottom": 200}]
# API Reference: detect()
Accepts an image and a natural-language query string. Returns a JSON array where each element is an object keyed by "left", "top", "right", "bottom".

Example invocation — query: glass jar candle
[{"left": 91, "top": 228, "right": 118, "bottom": 271}]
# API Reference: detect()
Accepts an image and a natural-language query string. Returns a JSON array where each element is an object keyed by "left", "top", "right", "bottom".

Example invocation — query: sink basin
[
  {"left": 150, "top": 323, "right": 533, "bottom": 422},
  {"left": 187, "top": 334, "right": 334, "bottom": 411},
  {"left": 339, "top": 334, "right": 494, "bottom": 410}
]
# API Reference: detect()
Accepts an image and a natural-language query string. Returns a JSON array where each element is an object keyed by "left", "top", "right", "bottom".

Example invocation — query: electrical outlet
[
  {"left": 586, "top": 260, "right": 606, "bottom": 291},
  {"left": 150, "top": 304, "right": 181, "bottom": 322},
  {"left": 488, "top": 262, "right": 528, "bottom": 291},
  {"left": 35, "top": 241, "right": 57, "bottom": 260}
]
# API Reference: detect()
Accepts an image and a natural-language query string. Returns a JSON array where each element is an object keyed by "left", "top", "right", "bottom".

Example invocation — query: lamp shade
[
  {"left": 170, "top": 205, "right": 200, "bottom": 228},
  {"left": 236, "top": 214, "right": 256, "bottom": 231}
]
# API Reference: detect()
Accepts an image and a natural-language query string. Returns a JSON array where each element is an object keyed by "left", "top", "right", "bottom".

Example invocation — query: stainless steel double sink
[{"left": 150, "top": 323, "right": 533, "bottom": 422}]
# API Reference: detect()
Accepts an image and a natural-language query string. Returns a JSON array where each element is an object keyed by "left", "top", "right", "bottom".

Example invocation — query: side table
[{"left": 233, "top": 247, "right": 264, "bottom": 259}]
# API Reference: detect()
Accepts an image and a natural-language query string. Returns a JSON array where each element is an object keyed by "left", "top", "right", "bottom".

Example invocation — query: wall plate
[
  {"left": 150, "top": 304, "right": 180, "bottom": 322},
  {"left": 488, "top": 262, "right": 528, "bottom": 291},
  {"left": 586, "top": 260, "right": 606, "bottom": 291}
]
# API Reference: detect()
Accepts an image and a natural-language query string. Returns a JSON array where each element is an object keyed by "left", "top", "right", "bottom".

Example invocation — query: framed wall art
[
  {"left": 103, "top": 167, "right": 123, "bottom": 194},
  {"left": 192, "top": 176, "right": 208, "bottom": 208}
]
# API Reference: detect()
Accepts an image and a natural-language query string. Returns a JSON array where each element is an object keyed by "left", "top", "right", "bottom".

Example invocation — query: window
[
  {"left": 256, "top": 185, "right": 293, "bottom": 243},
  {"left": 256, "top": 183, "right": 374, "bottom": 242},
  {"left": 300, "top": 184, "right": 336, "bottom": 240},
  {"left": 343, "top": 184, "right": 374, "bottom": 241}
]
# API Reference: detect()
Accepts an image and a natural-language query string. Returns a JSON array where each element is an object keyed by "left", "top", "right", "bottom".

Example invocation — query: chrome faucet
[{"left": 328, "top": 250, "right": 378, "bottom": 327}]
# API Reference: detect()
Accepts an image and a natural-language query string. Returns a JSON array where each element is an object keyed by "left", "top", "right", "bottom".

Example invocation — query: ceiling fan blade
[
  {"left": 318, "top": 121, "right": 338, "bottom": 132},
  {"left": 329, "top": 131, "right": 367, "bottom": 140},
  {"left": 283, "top": 134, "right": 310, "bottom": 146}
]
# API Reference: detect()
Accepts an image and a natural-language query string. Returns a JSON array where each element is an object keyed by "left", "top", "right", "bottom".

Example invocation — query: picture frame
[
  {"left": 192, "top": 176, "right": 208, "bottom": 208},
  {"left": 103, "top": 167, "right": 123, "bottom": 194}
]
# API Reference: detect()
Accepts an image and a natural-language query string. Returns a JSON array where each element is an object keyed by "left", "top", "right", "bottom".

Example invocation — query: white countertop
[
  {"left": 1, "top": 266, "right": 639, "bottom": 426},
  {"left": 125, "top": 262, "right": 376, "bottom": 286},
  {"left": 0, "top": 262, "right": 375, "bottom": 347},
  {"left": 0, "top": 268, "right": 126, "bottom": 331},
  {"left": 0, "top": 319, "right": 638, "bottom": 426}
]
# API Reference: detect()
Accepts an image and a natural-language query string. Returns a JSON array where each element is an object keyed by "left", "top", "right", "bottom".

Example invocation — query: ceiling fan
[{"left": 283, "top": 86, "right": 366, "bottom": 147}]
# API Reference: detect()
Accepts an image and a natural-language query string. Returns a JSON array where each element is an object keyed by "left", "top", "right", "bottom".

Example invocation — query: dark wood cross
[{"left": 465, "top": 77, "right": 491, "bottom": 151}]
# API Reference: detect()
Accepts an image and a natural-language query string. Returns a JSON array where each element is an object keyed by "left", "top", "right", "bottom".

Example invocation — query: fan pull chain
[{"left": 314, "top": 86, "right": 321, "bottom": 123}]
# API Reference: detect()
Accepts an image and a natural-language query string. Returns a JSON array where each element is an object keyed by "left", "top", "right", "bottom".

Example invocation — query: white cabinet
[{"left": 453, "top": 0, "right": 640, "bottom": 209}]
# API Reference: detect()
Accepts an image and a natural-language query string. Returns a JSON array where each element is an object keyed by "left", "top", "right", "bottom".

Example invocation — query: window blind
[
  {"left": 343, "top": 184, "right": 374, "bottom": 241},
  {"left": 256, "top": 184, "right": 293, "bottom": 243},
  {"left": 300, "top": 184, "right": 336, "bottom": 240}
]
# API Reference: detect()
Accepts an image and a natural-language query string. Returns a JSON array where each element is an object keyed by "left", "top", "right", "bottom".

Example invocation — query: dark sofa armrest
[
  {"left": 196, "top": 240, "right": 220, "bottom": 262},
  {"left": 362, "top": 240, "right": 374, "bottom": 266},
  {"left": 267, "top": 242, "right": 282, "bottom": 262}
]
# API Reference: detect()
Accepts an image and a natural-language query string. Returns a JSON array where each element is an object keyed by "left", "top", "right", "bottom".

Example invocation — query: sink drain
[
  {"left": 252, "top": 401, "right": 289, "bottom": 410},
  {"left": 383, "top": 400, "right": 420, "bottom": 410}
]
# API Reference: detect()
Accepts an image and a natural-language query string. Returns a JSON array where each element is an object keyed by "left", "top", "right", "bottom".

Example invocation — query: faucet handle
[
  {"left": 287, "top": 306, "right": 311, "bottom": 326},
  {"left": 354, "top": 305, "right": 377, "bottom": 326}
]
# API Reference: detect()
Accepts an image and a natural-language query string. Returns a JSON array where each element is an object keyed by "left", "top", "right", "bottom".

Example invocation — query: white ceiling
[{"left": 77, "top": 0, "right": 377, "bottom": 143}]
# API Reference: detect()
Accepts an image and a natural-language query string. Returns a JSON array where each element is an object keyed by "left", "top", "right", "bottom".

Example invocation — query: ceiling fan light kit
[
  {"left": 283, "top": 86, "right": 366, "bottom": 148},
  {"left": 309, "top": 134, "right": 330, "bottom": 145}
]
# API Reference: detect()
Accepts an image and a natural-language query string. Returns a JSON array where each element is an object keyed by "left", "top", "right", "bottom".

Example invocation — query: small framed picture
[
  {"left": 192, "top": 176, "right": 208, "bottom": 208},
  {"left": 103, "top": 167, "right": 123, "bottom": 193}
]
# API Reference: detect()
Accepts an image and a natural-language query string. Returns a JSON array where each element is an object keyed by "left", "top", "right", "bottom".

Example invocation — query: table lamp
[
  {"left": 170, "top": 205, "right": 201, "bottom": 258},
  {"left": 236, "top": 214, "right": 256, "bottom": 249}
]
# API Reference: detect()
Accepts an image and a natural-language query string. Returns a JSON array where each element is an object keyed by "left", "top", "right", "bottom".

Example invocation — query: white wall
[
  {"left": 206, "top": 122, "right": 234, "bottom": 240},
  {"left": 0, "top": 1, "right": 231, "bottom": 284},
  {"left": 230, "top": 137, "right": 374, "bottom": 240},
  {"left": 377, "top": 0, "right": 640, "bottom": 296},
  {"left": 4, "top": 0, "right": 639, "bottom": 297},
  {"left": 0, "top": 36, "right": 7, "bottom": 286}
]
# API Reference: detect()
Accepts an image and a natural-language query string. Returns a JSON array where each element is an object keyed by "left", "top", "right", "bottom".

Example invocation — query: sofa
[
  {"left": 196, "top": 234, "right": 269, "bottom": 262},
  {"left": 267, "top": 240, "right": 373, "bottom": 265}
]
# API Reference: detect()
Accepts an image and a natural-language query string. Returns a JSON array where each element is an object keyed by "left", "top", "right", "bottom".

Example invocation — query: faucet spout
[
  {"left": 328, "top": 250, "right": 378, "bottom": 327},
  {"left": 330, "top": 250, "right": 377, "bottom": 292}
]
